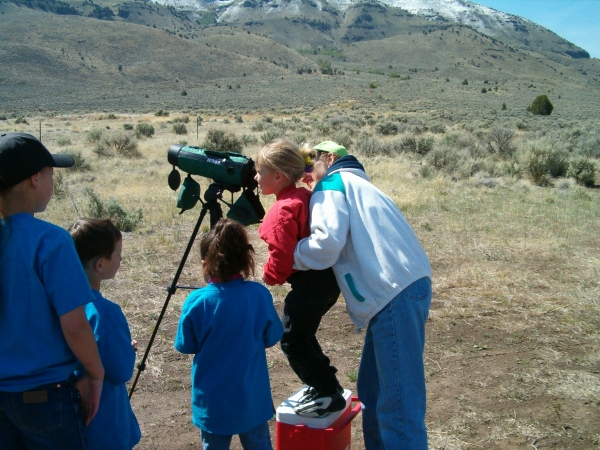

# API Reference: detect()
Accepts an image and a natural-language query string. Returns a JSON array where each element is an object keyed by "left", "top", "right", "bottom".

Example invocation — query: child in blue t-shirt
[
  {"left": 0, "top": 133, "right": 104, "bottom": 449},
  {"left": 174, "top": 218, "right": 283, "bottom": 450},
  {"left": 69, "top": 218, "right": 141, "bottom": 450}
]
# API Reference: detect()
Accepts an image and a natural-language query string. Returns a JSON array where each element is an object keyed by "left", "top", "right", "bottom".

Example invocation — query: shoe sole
[{"left": 293, "top": 395, "right": 346, "bottom": 418}]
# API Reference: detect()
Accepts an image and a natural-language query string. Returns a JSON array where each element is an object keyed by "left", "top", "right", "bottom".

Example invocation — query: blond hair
[{"left": 256, "top": 138, "right": 315, "bottom": 183}]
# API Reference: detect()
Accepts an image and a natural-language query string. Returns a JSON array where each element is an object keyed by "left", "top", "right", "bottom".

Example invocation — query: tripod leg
[
  {"left": 209, "top": 203, "right": 223, "bottom": 230},
  {"left": 129, "top": 206, "right": 208, "bottom": 399}
]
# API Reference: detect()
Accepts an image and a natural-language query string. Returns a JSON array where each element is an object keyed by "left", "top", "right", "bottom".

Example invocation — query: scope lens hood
[{"left": 168, "top": 144, "right": 184, "bottom": 166}]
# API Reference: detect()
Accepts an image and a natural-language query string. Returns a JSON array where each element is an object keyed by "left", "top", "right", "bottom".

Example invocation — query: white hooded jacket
[{"left": 293, "top": 157, "right": 432, "bottom": 329}]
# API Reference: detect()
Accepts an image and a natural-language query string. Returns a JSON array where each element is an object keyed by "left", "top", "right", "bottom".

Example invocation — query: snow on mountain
[
  {"left": 328, "top": 0, "right": 523, "bottom": 35},
  {"left": 150, "top": 0, "right": 532, "bottom": 40}
]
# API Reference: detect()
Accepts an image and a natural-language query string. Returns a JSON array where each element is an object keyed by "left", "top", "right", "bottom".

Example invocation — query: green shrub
[
  {"left": 135, "top": 122, "right": 155, "bottom": 138},
  {"left": 123, "top": 123, "right": 134, "bottom": 130},
  {"left": 94, "top": 132, "right": 140, "bottom": 158},
  {"left": 545, "top": 149, "right": 569, "bottom": 177},
  {"left": 155, "top": 109, "right": 169, "bottom": 117},
  {"left": 57, "top": 137, "right": 71, "bottom": 147},
  {"left": 426, "top": 147, "right": 461, "bottom": 172},
  {"left": 575, "top": 136, "right": 600, "bottom": 159},
  {"left": 66, "top": 151, "right": 91, "bottom": 171},
  {"left": 331, "top": 132, "right": 353, "bottom": 150},
  {"left": 15, "top": 116, "right": 28, "bottom": 124},
  {"left": 567, "top": 158, "right": 596, "bottom": 187},
  {"left": 172, "top": 123, "right": 187, "bottom": 135},
  {"left": 416, "top": 137, "right": 434, "bottom": 155},
  {"left": 516, "top": 122, "right": 528, "bottom": 131},
  {"left": 241, "top": 134, "right": 258, "bottom": 146},
  {"left": 400, "top": 136, "right": 434, "bottom": 155},
  {"left": 172, "top": 116, "right": 190, "bottom": 124},
  {"left": 529, "top": 95, "right": 554, "bottom": 116},
  {"left": 93, "top": 143, "right": 114, "bottom": 158},
  {"left": 52, "top": 171, "right": 68, "bottom": 199},
  {"left": 86, "top": 129, "right": 104, "bottom": 143},
  {"left": 235, "top": 115, "right": 243, "bottom": 124},
  {"left": 354, "top": 139, "right": 393, "bottom": 157},
  {"left": 429, "top": 124, "right": 446, "bottom": 134},
  {"left": 107, "top": 113, "right": 117, "bottom": 120},
  {"left": 442, "top": 133, "right": 480, "bottom": 156},
  {"left": 376, "top": 122, "right": 399, "bottom": 136},
  {"left": 251, "top": 121, "right": 267, "bottom": 132},
  {"left": 261, "top": 130, "right": 283, "bottom": 146},
  {"left": 84, "top": 188, "right": 143, "bottom": 232},
  {"left": 203, "top": 129, "right": 243, "bottom": 153},
  {"left": 522, "top": 144, "right": 567, "bottom": 186},
  {"left": 290, "top": 133, "right": 308, "bottom": 146},
  {"left": 329, "top": 116, "right": 350, "bottom": 130},
  {"left": 400, "top": 137, "right": 417, "bottom": 153},
  {"left": 486, "top": 128, "right": 516, "bottom": 157},
  {"left": 315, "top": 123, "right": 331, "bottom": 135},
  {"left": 111, "top": 132, "right": 141, "bottom": 158},
  {"left": 462, "top": 79, "right": 468, "bottom": 85}
]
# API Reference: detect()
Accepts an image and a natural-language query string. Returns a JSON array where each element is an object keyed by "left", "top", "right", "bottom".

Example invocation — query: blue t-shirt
[
  {"left": 174, "top": 278, "right": 283, "bottom": 435},
  {"left": 77, "top": 290, "right": 141, "bottom": 450},
  {"left": 0, "top": 213, "right": 94, "bottom": 391}
]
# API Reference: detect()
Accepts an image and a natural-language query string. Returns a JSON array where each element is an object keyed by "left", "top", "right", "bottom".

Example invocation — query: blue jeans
[
  {"left": 0, "top": 378, "right": 87, "bottom": 450},
  {"left": 357, "top": 277, "right": 432, "bottom": 450},
  {"left": 200, "top": 422, "right": 273, "bottom": 450}
]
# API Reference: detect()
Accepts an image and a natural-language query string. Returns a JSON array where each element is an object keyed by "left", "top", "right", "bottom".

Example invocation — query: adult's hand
[{"left": 76, "top": 372, "right": 103, "bottom": 425}]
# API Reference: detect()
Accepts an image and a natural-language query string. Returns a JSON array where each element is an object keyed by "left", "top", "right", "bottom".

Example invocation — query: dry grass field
[
  {"left": 2, "top": 1, "right": 599, "bottom": 448},
  {"left": 4, "top": 106, "right": 600, "bottom": 449}
]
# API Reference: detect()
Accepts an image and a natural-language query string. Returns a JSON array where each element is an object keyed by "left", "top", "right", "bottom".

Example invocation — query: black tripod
[{"left": 128, "top": 183, "right": 225, "bottom": 398}]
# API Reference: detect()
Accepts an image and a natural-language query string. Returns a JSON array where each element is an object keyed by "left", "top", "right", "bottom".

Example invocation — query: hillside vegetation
[{"left": 1, "top": 0, "right": 600, "bottom": 116}]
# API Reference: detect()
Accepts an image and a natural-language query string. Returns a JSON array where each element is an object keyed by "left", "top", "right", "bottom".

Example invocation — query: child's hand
[
  {"left": 301, "top": 173, "right": 314, "bottom": 191},
  {"left": 76, "top": 372, "right": 104, "bottom": 426},
  {"left": 131, "top": 340, "right": 138, "bottom": 352}
]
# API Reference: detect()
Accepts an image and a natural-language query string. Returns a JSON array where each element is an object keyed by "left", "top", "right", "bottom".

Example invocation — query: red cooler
[{"left": 275, "top": 387, "right": 361, "bottom": 450}]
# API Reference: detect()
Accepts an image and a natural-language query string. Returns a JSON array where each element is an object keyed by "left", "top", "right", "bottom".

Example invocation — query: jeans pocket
[
  {"left": 12, "top": 384, "right": 68, "bottom": 432},
  {"left": 404, "top": 277, "right": 431, "bottom": 302}
]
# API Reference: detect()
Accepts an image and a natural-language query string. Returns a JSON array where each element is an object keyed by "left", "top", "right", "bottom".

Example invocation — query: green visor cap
[{"left": 314, "top": 141, "right": 348, "bottom": 156}]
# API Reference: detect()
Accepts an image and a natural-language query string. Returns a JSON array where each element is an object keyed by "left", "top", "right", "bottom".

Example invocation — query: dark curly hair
[{"left": 200, "top": 219, "right": 255, "bottom": 282}]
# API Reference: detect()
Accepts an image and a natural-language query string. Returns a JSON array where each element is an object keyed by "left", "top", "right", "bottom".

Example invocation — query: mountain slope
[
  {"left": 1, "top": 0, "right": 599, "bottom": 114},
  {"left": 0, "top": 3, "right": 313, "bottom": 90},
  {"left": 153, "top": 0, "right": 592, "bottom": 60}
]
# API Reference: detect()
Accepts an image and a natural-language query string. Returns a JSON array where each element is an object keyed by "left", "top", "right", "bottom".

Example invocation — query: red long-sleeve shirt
[{"left": 258, "top": 184, "right": 311, "bottom": 285}]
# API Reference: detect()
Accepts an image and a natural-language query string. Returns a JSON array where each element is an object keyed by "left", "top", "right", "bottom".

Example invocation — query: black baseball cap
[{"left": 0, "top": 133, "right": 74, "bottom": 189}]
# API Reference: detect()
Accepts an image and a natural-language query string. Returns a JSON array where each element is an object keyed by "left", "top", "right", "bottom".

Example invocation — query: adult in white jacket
[{"left": 294, "top": 141, "right": 432, "bottom": 450}]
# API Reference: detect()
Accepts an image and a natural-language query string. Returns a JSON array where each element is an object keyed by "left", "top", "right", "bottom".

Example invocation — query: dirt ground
[{"left": 123, "top": 245, "right": 600, "bottom": 450}]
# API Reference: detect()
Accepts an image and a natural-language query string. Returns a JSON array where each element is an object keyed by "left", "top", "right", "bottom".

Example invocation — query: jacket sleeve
[
  {"left": 262, "top": 205, "right": 302, "bottom": 285},
  {"left": 293, "top": 189, "right": 350, "bottom": 270},
  {"left": 174, "top": 301, "right": 201, "bottom": 354}
]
